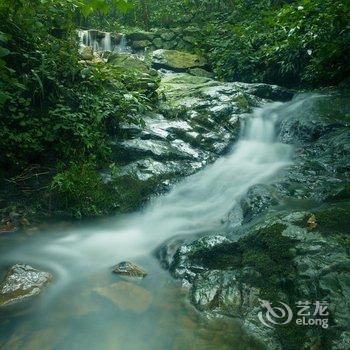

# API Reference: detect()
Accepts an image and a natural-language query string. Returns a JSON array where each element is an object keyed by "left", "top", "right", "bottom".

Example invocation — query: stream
[{"left": 0, "top": 99, "right": 296, "bottom": 349}]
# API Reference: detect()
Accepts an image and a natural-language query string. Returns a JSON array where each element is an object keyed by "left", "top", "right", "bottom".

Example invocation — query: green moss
[
  {"left": 190, "top": 242, "right": 241, "bottom": 270},
  {"left": 234, "top": 94, "right": 251, "bottom": 111},
  {"left": 316, "top": 204, "right": 350, "bottom": 234},
  {"left": 237, "top": 223, "right": 297, "bottom": 301},
  {"left": 111, "top": 173, "right": 167, "bottom": 213},
  {"left": 50, "top": 162, "right": 115, "bottom": 219}
]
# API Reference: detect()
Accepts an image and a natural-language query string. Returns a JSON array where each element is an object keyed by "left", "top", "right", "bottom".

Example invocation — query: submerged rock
[
  {"left": 151, "top": 49, "right": 207, "bottom": 71},
  {"left": 113, "top": 261, "right": 147, "bottom": 278},
  {"left": 94, "top": 281, "right": 152, "bottom": 313},
  {"left": 0, "top": 264, "right": 52, "bottom": 307}
]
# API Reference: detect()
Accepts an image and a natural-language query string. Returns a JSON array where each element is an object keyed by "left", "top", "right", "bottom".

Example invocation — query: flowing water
[{"left": 0, "top": 99, "right": 300, "bottom": 349}]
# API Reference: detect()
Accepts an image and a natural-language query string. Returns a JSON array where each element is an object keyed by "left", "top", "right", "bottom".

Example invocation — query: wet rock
[
  {"left": 0, "top": 264, "right": 52, "bottom": 307},
  {"left": 157, "top": 200, "right": 350, "bottom": 348},
  {"left": 118, "top": 158, "right": 202, "bottom": 182},
  {"left": 131, "top": 40, "right": 152, "bottom": 50},
  {"left": 307, "top": 213, "right": 317, "bottom": 230},
  {"left": 94, "top": 281, "right": 152, "bottom": 313},
  {"left": 108, "top": 71, "right": 291, "bottom": 194},
  {"left": 240, "top": 184, "right": 277, "bottom": 223},
  {"left": 153, "top": 37, "right": 164, "bottom": 49},
  {"left": 113, "top": 138, "right": 203, "bottom": 163},
  {"left": 160, "top": 31, "right": 176, "bottom": 41},
  {"left": 151, "top": 49, "right": 207, "bottom": 71},
  {"left": 188, "top": 68, "right": 214, "bottom": 79},
  {"left": 278, "top": 94, "right": 349, "bottom": 144},
  {"left": 191, "top": 269, "right": 260, "bottom": 316},
  {"left": 0, "top": 221, "right": 17, "bottom": 234},
  {"left": 113, "top": 261, "right": 147, "bottom": 278},
  {"left": 126, "top": 30, "right": 155, "bottom": 42},
  {"left": 169, "top": 235, "right": 236, "bottom": 282},
  {"left": 108, "top": 53, "right": 156, "bottom": 77},
  {"left": 155, "top": 236, "right": 186, "bottom": 269}
]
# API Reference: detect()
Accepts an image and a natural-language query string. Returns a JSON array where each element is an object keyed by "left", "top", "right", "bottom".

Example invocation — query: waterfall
[
  {"left": 115, "top": 34, "right": 131, "bottom": 53},
  {"left": 77, "top": 29, "right": 117, "bottom": 53},
  {"left": 101, "top": 32, "right": 112, "bottom": 52},
  {"left": 78, "top": 29, "right": 90, "bottom": 48}
]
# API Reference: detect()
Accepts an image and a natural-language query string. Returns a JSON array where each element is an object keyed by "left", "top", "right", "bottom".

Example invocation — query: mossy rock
[
  {"left": 314, "top": 203, "right": 350, "bottom": 234},
  {"left": 151, "top": 49, "right": 207, "bottom": 71},
  {"left": 108, "top": 53, "right": 155, "bottom": 75},
  {"left": 131, "top": 40, "right": 152, "bottom": 50},
  {"left": 126, "top": 30, "right": 155, "bottom": 42}
]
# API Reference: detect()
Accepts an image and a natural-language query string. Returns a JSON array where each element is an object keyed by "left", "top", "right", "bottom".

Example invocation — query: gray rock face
[
  {"left": 240, "top": 184, "right": 277, "bottom": 223},
  {"left": 113, "top": 261, "right": 147, "bottom": 278},
  {"left": 0, "top": 264, "right": 52, "bottom": 307}
]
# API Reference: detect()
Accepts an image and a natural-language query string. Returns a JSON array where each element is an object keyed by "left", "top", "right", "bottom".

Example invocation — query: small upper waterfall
[{"left": 77, "top": 29, "right": 131, "bottom": 53}]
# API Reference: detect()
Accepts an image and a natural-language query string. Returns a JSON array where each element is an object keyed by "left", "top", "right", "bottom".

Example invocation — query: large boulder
[
  {"left": 0, "top": 264, "right": 52, "bottom": 307},
  {"left": 131, "top": 40, "right": 152, "bottom": 50},
  {"left": 151, "top": 49, "right": 207, "bottom": 71}
]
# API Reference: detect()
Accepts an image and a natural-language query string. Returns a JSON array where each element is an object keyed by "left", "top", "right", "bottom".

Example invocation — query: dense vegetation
[
  {"left": 118, "top": 0, "right": 350, "bottom": 87},
  {"left": 0, "top": 0, "right": 349, "bottom": 220}
]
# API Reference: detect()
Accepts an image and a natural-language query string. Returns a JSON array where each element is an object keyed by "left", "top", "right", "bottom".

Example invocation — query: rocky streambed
[{"left": 156, "top": 91, "right": 350, "bottom": 350}]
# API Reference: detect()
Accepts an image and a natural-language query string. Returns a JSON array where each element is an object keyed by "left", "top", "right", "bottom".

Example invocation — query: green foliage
[
  {"left": 50, "top": 162, "right": 114, "bottom": 218},
  {"left": 0, "top": 0, "right": 155, "bottom": 218},
  {"left": 119, "top": 0, "right": 350, "bottom": 88},
  {"left": 204, "top": 0, "right": 350, "bottom": 87}
]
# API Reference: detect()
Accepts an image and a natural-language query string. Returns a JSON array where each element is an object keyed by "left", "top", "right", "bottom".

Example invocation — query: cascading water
[
  {"left": 101, "top": 32, "right": 112, "bottom": 52},
  {"left": 115, "top": 34, "right": 131, "bottom": 53},
  {"left": 0, "top": 98, "right": 303, "bottom": 350}
]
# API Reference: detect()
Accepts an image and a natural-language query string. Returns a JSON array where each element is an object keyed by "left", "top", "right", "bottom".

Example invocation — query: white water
[{"left": 3, "top": 100, "right": 294, "bottom": 281}]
